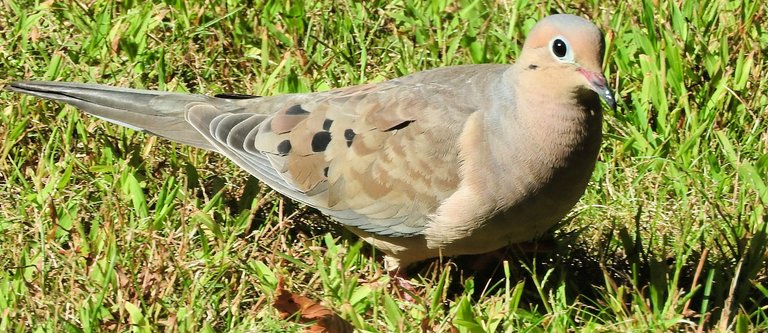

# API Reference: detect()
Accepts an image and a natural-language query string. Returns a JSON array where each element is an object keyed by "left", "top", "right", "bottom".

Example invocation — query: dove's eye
[{"left": 550, "top": 36, "right": 574, "bottom": 63}]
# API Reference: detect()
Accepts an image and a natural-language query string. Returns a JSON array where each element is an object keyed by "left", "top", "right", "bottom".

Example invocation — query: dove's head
[{"left": 519, "top": 14, "right": 615, "bottom": 110}]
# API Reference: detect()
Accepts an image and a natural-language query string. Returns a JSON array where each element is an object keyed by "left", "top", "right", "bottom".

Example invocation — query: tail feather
[{"left": 8, "top": 81, "right": 221, "bottom": 150}]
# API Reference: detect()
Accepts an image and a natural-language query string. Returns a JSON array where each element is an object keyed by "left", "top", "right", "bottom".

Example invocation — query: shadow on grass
[{"left": 411, "top": 219, "right": 768, "bottom": 330}]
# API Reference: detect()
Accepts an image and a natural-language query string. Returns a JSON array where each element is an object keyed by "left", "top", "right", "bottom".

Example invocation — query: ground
[{"left": 0, "top": 0, "right": 766, "bottom": 331}]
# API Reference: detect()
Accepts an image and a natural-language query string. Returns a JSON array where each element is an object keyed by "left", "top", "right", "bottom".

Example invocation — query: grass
[{"left": 1, "top": 0, "right": 766, "bottom": 331}]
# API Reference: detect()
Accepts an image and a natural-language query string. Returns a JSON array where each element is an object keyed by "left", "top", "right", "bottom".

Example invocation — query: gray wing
[{"left": 8, "top": 66, "right": 501, "bottom": 237}]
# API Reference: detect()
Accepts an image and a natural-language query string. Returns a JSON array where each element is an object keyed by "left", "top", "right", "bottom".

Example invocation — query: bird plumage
[{"left": 8, "top": 14, "right": 614, "bottom": 271}]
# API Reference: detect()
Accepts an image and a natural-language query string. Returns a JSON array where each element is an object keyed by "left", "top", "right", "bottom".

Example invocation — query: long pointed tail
[{"left": 8, "top": 81, "right": 225, "bottom": 150}]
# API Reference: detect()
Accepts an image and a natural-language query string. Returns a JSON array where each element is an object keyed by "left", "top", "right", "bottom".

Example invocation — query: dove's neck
[
  {"left": 482, "top": 67, "right": 603, "bottom": 202},
  {"left": 425, "top": 66, "right": 603, "bottom": 249},
  {"left": 514, "top": 89, "right": 601, "bottom": 159},
  {"left": 501, "top": 66, "right": 601, "bottom": 160}
]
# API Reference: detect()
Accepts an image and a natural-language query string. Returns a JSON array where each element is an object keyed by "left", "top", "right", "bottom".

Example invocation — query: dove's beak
[{"left": 579, "top": 68, "right": 616, "bottom": 111}]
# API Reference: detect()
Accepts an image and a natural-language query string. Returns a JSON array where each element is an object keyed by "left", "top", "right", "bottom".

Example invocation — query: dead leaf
[
  {"left": 273, "top": 279, "right": 354, "bottom": 333},
  {"left": 421, "top": 318, "right": 459, "bottom": 333},
  {"left": 110, "top": 25, "right": 121, "bottom": 54},
  {"left": 29, "top": 26, "right": 40, "bottom": 43}
]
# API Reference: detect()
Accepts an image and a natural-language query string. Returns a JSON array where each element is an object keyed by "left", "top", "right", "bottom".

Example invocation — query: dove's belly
[
  {"left": 439, "top": 161, "right": 596, "bottom": 256},
  {"left": 355, "top": 133, "right": 599, "bottom": 268},
  {"left": 356, "top": 106, "right": 602, "bottom": 269}
]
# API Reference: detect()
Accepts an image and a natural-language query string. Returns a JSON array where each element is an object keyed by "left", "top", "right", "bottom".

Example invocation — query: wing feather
[{"left": 184, "top": 70, "right": 481, "bottom": 237}]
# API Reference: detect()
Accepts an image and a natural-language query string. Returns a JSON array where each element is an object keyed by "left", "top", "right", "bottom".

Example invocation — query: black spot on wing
[
  {"left": 527, "top": 64, "right": 539, "bottom": 70},
  {"left": 323, "top": 167, "right": 329, "bottom": 177},
  {"left": 214, "top": 93, "right": 261, "bottom": 99},
  {"left": 344, "top": 129, "right": 356, "bottom": 147},
  {"left": 286, "top": 104, "right": 310, "bottom": 115},
  {"left": 322, "top": 119, "right": 333, "bottom": 131},
  {"left": 384, "top": 120, "right": 414, "bottom": 131},
  {"left": 344, "top": 129, "right": 356, "bottom": 140},
  {"left": 311, "top": 131, "right": 332, "bottom": 152},
  {"left": 277, "top": 140, "right": 292, "bottom": 155}
]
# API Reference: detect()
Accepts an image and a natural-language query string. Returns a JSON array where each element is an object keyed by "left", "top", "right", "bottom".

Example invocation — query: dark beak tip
[
  {"left": 599, "top": 86, "right": 616, "bottom": 111},
  {"left": 605, "top": 93, "right": 617, "bottom": 111}
]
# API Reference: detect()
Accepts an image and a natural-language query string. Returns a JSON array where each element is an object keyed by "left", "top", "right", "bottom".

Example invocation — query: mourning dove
[{"left": 8, "top": 14, "right": 614, "bottom": 271}]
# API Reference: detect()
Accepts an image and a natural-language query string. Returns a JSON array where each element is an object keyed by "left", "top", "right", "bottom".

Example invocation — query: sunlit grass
[{"left": 1, "top": 0, "right": 766, "bottom": 331}]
